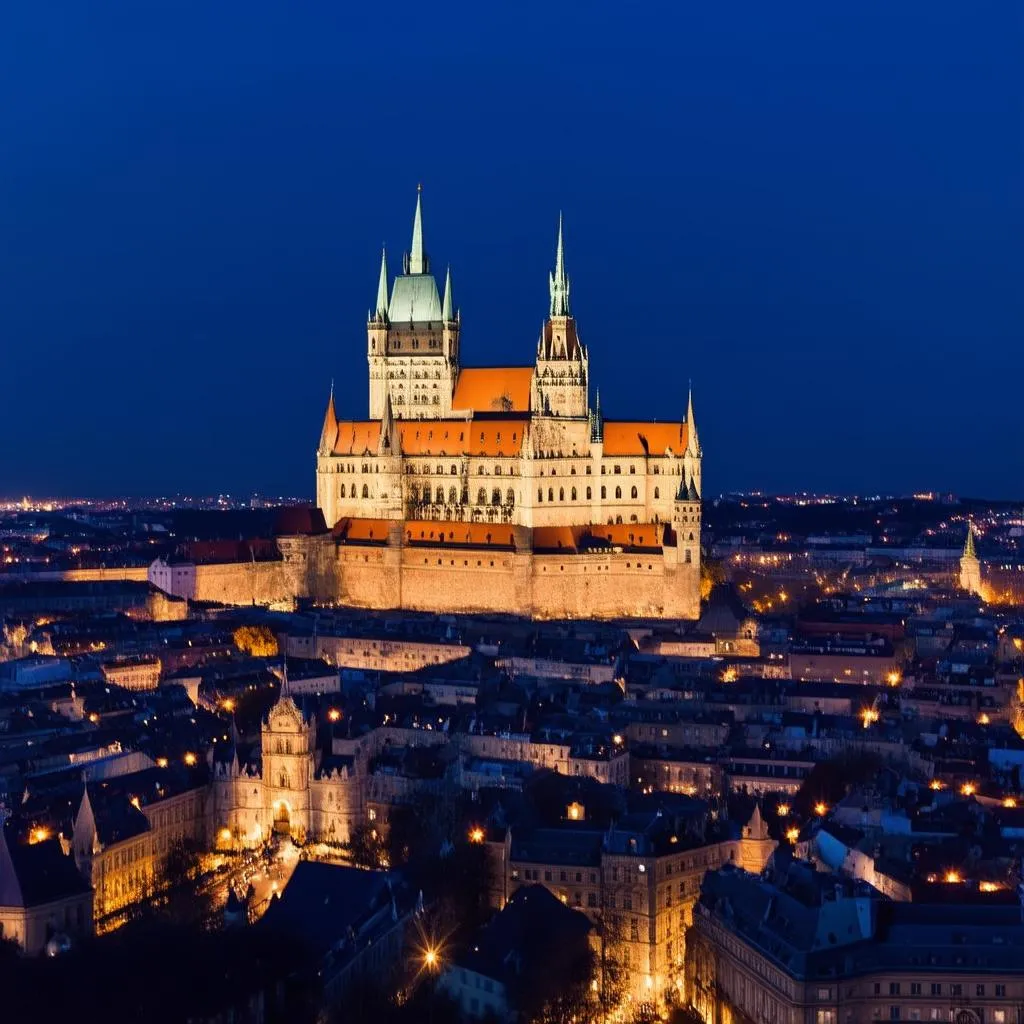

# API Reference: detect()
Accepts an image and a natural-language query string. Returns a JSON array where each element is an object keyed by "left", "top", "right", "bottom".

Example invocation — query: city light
[
  {"left": 886, "top": 671, "right": 901, "bottom": 687},
  {"left": 184, "top": 752, "right": 198, "bottom": 766},
  {"left": 1003, "top": 797, "right": 1017, "bottom": 808},
  {"left": 929, "top": 779, "right": 945, "bottom": 791},
  {"left": 29, "top": 827, "right": 49, "bottom": 844},
  {"left": 468, "top": 827, "right": 485, "bottom": 844},
  {"left": 219, "top": 827, "right": 232, "bottom": 843},
  {"left": 977, "top": 713, "right": 990, "bottom": 726},
  {"left": 612, "top": 734, "right": 623, "bottom": 745},
  {"left": 944, "top": 870, "right": 962, "bottom": 884},
  {"left": 155, "top": 757, "right": 169, "bottom": 768},
  {"left": 860, "top": 707, "right": 879, "bottom": 728},
  {"left": 960, "top": 782, "right": 976, "bottom": 797},
  {"left": 979, "top": 881, "right": 1001, "bottom": 892},
  {"left": 221, "top": 698, "right": 236, "bottom": 713},
  {"left": 776, "top": 803, "right": 791, "bottom": 817},
  {"left": 814, "top": 802, "right": 828, "bottom": 816},
  {"left": 721, "top": 667, "right": 738, "bottom": 683},
  {"left": 785, "top": 827, "right": 800, "bottom": 844},
  {"left": 328, "top": 708, "right": 342, "bottom": 722}
]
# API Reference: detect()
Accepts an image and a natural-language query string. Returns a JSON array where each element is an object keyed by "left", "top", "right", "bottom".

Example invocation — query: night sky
[{"left": 1, "top": 2, "right": 1021, "bottom": 500}]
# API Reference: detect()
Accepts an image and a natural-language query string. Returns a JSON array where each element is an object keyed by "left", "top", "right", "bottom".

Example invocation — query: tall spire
[
  {"left": 548, "top": 212, "right": 570, "bottom": 317},
  {"left": 686, "top": 382, "right": 702, "bottom": 457},
  {"left": 318, "top": 382, "right": 338, "bottom": 455},
  {"left": 442, "top": 265, "right": 453, "bottom": 321},
  {"left": 375, "top": 247, "right": 389, "bottom": 320},
  {"left": 963, "top": 519, "right": 977, "bottom": 559},
  {"left": 407, "top": 184, "right": 428, "bottom": 275}
]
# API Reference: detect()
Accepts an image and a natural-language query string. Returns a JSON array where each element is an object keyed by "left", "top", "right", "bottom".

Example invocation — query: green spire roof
[
  {"left": 549, "top": 213, "right": 570, "bottom": 317},
  {"left": 375, "top": 248, "right": 389, "bottom": 320},
  {"left": 406, "top": 184, "right": 428, "bottom": 275},
  {"left": 442, "top": 266, "right": 453, "bottom": 321}
]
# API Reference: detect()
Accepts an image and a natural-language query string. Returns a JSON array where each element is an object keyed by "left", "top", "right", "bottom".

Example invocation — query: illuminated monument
[{"left": 308, "top": 188, "right": 703, "bottom": 620}]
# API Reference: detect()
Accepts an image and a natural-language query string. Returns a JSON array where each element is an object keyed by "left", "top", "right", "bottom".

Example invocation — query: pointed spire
[
  {"left": 318, "top": 383, "right": 338, "bottom": 455},
  {"left": 686, "top": 382, "right": 702, "bottom": 457},
  {"left": 964, "top": 520, "right": 977, "bottom": 559},
  {"left": 407, "top": 184, "right": 428, "bottom": 275},
  {"left": 379, "top": 391, "right": 399, "bottom": 454},
  {"left": 442, "top": 265, "right": 453, "bottom": 321},
  {"left": 590, "top": 388, "right": 603, "bottom": 442},
  {"left": 548, "top": 212, "right": 571, "bottom": 317},
  {"left": 375, "top": 247, "right": 389, "bottom": 320}
]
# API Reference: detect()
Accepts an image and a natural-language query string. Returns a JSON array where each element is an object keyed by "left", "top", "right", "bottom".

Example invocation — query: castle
[{"left": 308, "top": 188, "right": 703, "bottom": 620}]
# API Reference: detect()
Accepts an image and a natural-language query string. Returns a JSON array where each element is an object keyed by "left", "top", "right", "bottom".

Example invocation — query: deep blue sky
[{"left": 1, "top": 2, "right": 1021, "bottom": 500}]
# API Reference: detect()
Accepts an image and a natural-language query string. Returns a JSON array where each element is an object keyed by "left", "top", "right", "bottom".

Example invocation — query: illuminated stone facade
[{"left": 311, "top": 189, "right": 703, "bottom": 621}]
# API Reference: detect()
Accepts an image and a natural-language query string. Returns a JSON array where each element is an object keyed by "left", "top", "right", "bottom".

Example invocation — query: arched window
[
  {"left": 586, "top": 487, "right": 592, "bottom": 500},
  {"left": 409, "top": 484, "right": 418, "bottom": 502},
  {"left": 449, "top": 486, "right": 458, "bottom": 504},
  {"left": 339, "top": 484, "right": 346, "bottom": 499},
  {"left": 506, "top": 488, "right": 515, "bottom": 506},
  {"left": 601, "top": 486, "right": 607, "bottom": 500},
  {"left": 491, "top": 489, "right": 501, "bottom": 506},
  {"left": 571, "top": 487, "right": 577, "bottom": 501},
  {"left": 685, "top": 549, "right": 692, "bottom": 563},
  {"left": 548, "top": 488, "right": 555, "bottom": 502},
  {"left": 477, "top": 488, "right": 487, "bottom": 505},
  {"left": 538, "top": 488, "right": 544, "bottom": 502},
  {"left": 361, "top": 484, "right": 369, "bottom": 499},
  {"left": 654, "top": 487, "right": 660, "bottom": 500},
  {"left": 631, "top": 486, "right": 638, "bottom": 499},
  {"left": 423, "top": 485, "right": 432, "bottom": 504},
  {"left": 615, "top": 486, "right": 622, "bottom": 499},
  {"left": 559, "top": 488, "right": 565, "bottom": 501}
]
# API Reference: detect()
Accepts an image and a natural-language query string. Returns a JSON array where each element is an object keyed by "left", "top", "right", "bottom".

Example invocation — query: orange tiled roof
[
  {"left": 587, "top": 522, "right": 667, "bottom": 550},
  {"left": 332, "top": 518, "right": 392, "bottom": 543},
  {"left": 404, "top": 521, "right": 517, "bottom": 548},
  {"left": 602, "top": 421, "right": 687, "bottom": 457},
  {"left": 331, "top": 421, "right": 381, "bottom": 456},
  {"left": 533, "top": 526, "right": 587, "bottom": 552},
  {"left": 452, "top": 367, "right": 534, "bottom": 413},
  {"left": 398, "top": 419, "right": 527, "bottom": 457}
]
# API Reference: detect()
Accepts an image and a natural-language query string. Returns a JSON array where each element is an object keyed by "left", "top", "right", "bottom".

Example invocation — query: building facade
[{"left": 309, "top": 189, "right": 703, "bottom": 620}]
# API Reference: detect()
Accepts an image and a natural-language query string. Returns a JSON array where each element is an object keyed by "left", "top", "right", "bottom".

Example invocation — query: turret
[
  {"left": 959, "top": 519, "right": 983, "bottom": 597},
  {"left": 533, "top": 214, "right": 589, "bottom": 418}
]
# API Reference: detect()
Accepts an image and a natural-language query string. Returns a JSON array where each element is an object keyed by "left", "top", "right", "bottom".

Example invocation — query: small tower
[
  {"left": 739, "top": 803, "right": 775, "bottom": 874},
  {"left": 959, "top": 520, "right": 983, "bottom": 597},
  {"left": 532, "top": 214, "right": 589, "bottom": 418}
]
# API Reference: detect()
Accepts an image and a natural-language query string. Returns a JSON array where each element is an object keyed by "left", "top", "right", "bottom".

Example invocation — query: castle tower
[
  {"left": 261, "top": 683, "right": 317, "bottom": 843},
  {"left": 532, "top": 215, "right": 589, "bottom": 418},
  {"left": 959, "top": 520, "right": 983, "bottom": 597},
  {"left": 684, "top": 384, "right": 702, "bottom": 498},
  {"left": 367, "top": 186, "right": 459, "bottom": 419},
  {"left": 739, "top": 803, "right": 775, "bottom": 874}
]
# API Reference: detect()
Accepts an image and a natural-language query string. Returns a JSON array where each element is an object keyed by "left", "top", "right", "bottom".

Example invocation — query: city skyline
[{"left": 2, "top": 3, "right": 1021, "bottom": 500}]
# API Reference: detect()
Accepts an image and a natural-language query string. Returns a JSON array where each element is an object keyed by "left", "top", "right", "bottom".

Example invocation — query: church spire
[
  {"left": 686, "top": 382, "right": 702, "bottom": 458},
  {"left": 442, "top": 265, "right": 453, "bottom": 321},
  {"left": 375, "top": 247, "right": 389, "bottom": 320},
  {"left": 406, "top": 184, "right": 428, "bottom": 275},
  {"left": 318, "top": 382, "right": 338, "bottom": 455},
  {"left": 963, "top": 519, "right": 977, "bottom": 560},
  {"left": 549, "top": 213, "right": 570, "bottom": 317}
]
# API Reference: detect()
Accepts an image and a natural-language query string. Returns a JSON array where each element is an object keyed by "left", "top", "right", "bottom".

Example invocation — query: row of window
[{"left": 870, "top": 982, "right": 1006, "bottom": 999}]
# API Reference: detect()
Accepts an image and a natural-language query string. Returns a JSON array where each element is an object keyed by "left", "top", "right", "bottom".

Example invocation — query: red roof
[
  {"left": 452, "top": 367, "right": 533, "bottom": 413},
  {"left": 602, "top": 421, "right": 687, "bottom": 457}
]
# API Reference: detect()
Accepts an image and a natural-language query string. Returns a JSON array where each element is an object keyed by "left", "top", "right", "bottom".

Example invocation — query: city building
[{"left": 309, "top": 188, "right": 703, "bottom": 620}]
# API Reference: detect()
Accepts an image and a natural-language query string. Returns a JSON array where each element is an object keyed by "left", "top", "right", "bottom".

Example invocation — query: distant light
[
  {"left": 30, "top": 827, "right": 49, "bottom": 844},
  {"left": 977, "top": 713, "right": 990, "bottom": 726},
  {"left": 468, "top": 827, "right": 485, "bottom": 844},
  {"left": 1003, "top": 797, "right": 1017, "bottom": 809},
  {"left": 424, "top": 947, "right": 439, "bottom": 969},
  {"left": 219, "top": 828, "right": 232, "bottom": 843},
  {"left": 886, "top": 671, "right": 901, "bottom": 687},
  {"left": 929, "top": 779, "right": 944, "bottom": 791},
  {"left": 980, "top": 881, "right": 1001, "bottom": 893},
  {"left": 612, "top": 734, "right": 623, "bottom": 745},
  {"left": 776, "top": 803, "right": 791, "bottom": 817},
  {"left": 155, "top": 757, "right": 169, "bottom": 769},
  {"left": 944, "top": 870, "right": 962, "bottom": 884},
  {"left": 221, "top": 698, "right": 236, "bottom": 713},
  {"left": 184, "top": 752, "right": 197, "bottom": 766},
  {"left": 328, "top": 708, "right": 341, "bottom": 723},
  {"left": 814, "top": 802, "right": 828, "bottom": 816},
  {"left": 960, "top": 782, "right": 976, "bottom": 797},
  {"left": 785, "top": 827, "right": 800, "bottom": 844}
]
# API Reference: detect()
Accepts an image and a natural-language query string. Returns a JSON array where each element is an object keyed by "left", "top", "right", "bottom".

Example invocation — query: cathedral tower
[
  {"left": 959, "top": 520, "right": 983, "bottom": 597},
  {"left": 532, "top": 216, "right": 589, "bottom": 418},
  {"left": 367, "top": 186, "right": 460, "bottom": 419}
]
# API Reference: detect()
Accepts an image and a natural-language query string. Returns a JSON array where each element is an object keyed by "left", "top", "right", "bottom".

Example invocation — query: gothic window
[
  {"left": 451, "top": 465, "right": 458, "bottom": 474},
  {"left": 586, "top": 487, "right": 592, "bottom": 500},
  {"left": 461, "top": 488, "right": 469, "bottom": 504},
  {"left": 689, "top": 532, "right": 695, "bottom": 541},
  {"left": 631, "top": 486, "right": 638, "bottom": 499},
  {"left": 423, "top": 485, "right": 432, "bottom": 504},
  {"left": 548, "top": 488, "right": 554, "bottom": 502},
  {"left": 491, "top": 489, "right": 501, "bottom": 506},
  {"left": 410, "top": 484, "right": 419, "bottom": 502},
  {"left": 506, "top": 488, "right": 515, "bottom": 506},
  {"left": 538, "top": 489, "right": 543, "bottom": 502},
  {"left": 685, "top": 549, "right": 692, "bottom": 563},
  {"left": 654, "top": 487, "right": 660, "bottom": 499},
  {"left": 495, "top": 466, "right": 502, "bottom": 475},
  {"left": 630, "top": 465, "right": 636, "bottom": 474},
  {"left": 571, "top": 487, "right": 577, "bottom": 501},
  {"left": 477, "top": 488, "right": 487, "bottom": 505},
  {"left": 614, "top": 465, "right": 621, "bottom": 475},
  {"left": 449, "top": 486, "right": 458, "bottom": 504},
  {"left": 436, "top": 464, "right": 443, "bottom": 475},
  {"left": 362, "top": 484, "right": 369, "bottom": 498},
  {"left": 339, "top": 484, "right": 346, "bottom": 499},
  {"left": 615, "top": 486, "right": 622, "bottom": 499},
  {"left": 559, "top": 488, "right": 564, "bottom": 501},
  {"left": 601, "top": 486, "right": 606, "bottom": 500},
  {"left": 616, "top": 515, "right": 623, "bottom": 524}
]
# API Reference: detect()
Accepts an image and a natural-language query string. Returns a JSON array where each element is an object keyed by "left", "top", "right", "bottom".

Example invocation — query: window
[
  {"left": 930, "top": 984, "right": 941, "bottom": 996},
  {"left": 910, "top": 984, "right": 921, "bottom": 996},
  {"left": 816, "top": 1013, "right": 836, "bottom": 1024},
  {"left": 889, "top": 984, "right": 900, "bottom": 996},
  {"left": 995, "top": 985, "right": 1006, "bottom": 997},
  {"left": 587, "top": 892, "right": 597, "bottom": 908},
  {"left": 889, "top": 1009, "right": 900, "bottom": 1021},
  {"left": 538, "top": 489, "right": 543, "bottom": 502},
  {"left": 950, "top": 985, "right": 962, "bottom": 997},
  {"left": 654, "top": 487, "right": 660, "bottom": 499},
  {"left": 571, "top": 487, "right": 577, "bottom": 501},
  {"left": 874, "top": 984, "right": 881, "bottom": 996},
  {"left": 615, "top": 486, "right": 622, "bottom": 499},
  {"left": 548, "top": 488, "right": 554, "bottom": 502},
  {"left": 817, "top": 988, "right": 832, "bottom": 1000},
  {"left": 601, "top": 486, "right": 607, "bottom": 500},
  {"left": 559, "top": 488, "right": 564, "bottom": 501},
  {"left": 477, "top": 488, "right": 486, "bottom": 505},
  {"left": 362, "top": 484, "right": 369, "bottom": 498},
  {"left": 586, "top": 487, "right": 592, "bottom": 500},
  {"left": 630, "top": 485, "right": 638, "bottom": 499},
  {"left": 993, "top": 1012, "right": 1006, "bottom": 1024},
  {"left": 976, "top": 985, "right": 985, "bottom": 997}
]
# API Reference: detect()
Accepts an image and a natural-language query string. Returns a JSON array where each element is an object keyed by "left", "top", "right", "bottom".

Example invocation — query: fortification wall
[{"left": 192, "top": 561, "right": 296, "bottom": 607}]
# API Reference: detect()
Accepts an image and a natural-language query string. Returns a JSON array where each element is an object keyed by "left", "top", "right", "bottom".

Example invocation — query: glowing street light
[
  {"left": 814, "top": 801, "right": 828, "bottom": 816},
  {"left": 776, "top": 803, "right": 791, "bottom": 817},
  {"left": 1003, "top": 797, "right": 1017, "bottom": 809},
  {"left": 29, "top": 827, "right": 49, "bottom": 844},
  {"left": 468, "top": 827, "right": 485, "bottom": 844},
  {"left": 184, "top": 752, "right": 197, "bottom": 767},
  {"left": 886, "top": 671, "right": 902, "bottom": 687},
  {"left": 960, "top": 782, "right": 976, "bottom": 797},
  {"left": 785, "top": 827, "right": 800, "bottom": 844},
  {"left": 929, "top": 779, "right": 944, "bottom": 791},
  {"left": 944, "top": 870, "right": 962, "bottom": 884},
  {"left": 221, "top": 698, "right": 236, "bottom": 713},
  {"left": 328, "top": 708, "right": 341, "bottom": 722},
  {"left": 860, "top": 707, "right": 879, "bottom": 729}
]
